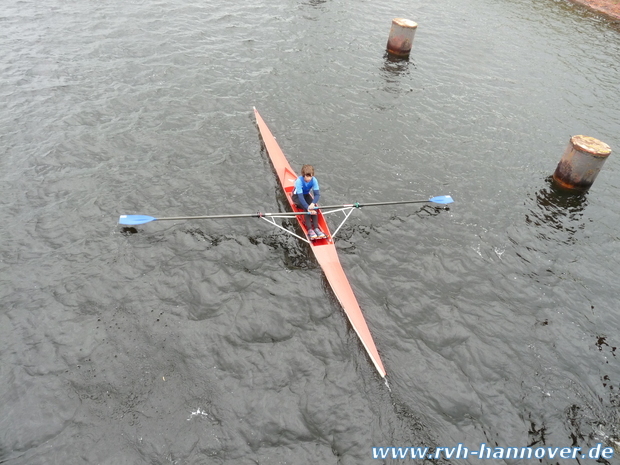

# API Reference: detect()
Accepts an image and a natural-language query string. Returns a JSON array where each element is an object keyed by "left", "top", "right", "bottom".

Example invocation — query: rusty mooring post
[
  {"left": 386, "top": 18, "right": 417, "bottom": 58},
  {"left": 552, "top": 135, "right": 611, "bottom": 192}
]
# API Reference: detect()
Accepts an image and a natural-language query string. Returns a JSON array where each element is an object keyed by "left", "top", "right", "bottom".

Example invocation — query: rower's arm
[{"left": 312, "top": 189, "right": 320, "bottom": 205}]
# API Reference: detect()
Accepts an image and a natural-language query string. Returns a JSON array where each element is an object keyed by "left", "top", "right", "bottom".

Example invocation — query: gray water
[{"left": 2, "top": 0, "right": 620, "bottom": 463}]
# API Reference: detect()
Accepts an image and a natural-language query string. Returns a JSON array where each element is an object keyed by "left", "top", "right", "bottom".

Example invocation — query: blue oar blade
[
  {"left": 429, "top": 195, "right": 454, "bottom": 204},
  {"left": 119, "top": 215, "right": 157, "bottom": 225}
]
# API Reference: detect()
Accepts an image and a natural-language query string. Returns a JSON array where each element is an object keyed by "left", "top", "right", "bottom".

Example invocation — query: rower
[{"left": 291, "top": 164, "right": 326, "bottom": 240}]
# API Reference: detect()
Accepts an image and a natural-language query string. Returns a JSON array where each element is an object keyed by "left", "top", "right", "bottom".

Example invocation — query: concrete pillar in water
[
  {"left": 552, "top": 135, "right": 612, "bottom": 192},
  {"left": 386, "top": 18, "right": 417, "bottom": 58}
]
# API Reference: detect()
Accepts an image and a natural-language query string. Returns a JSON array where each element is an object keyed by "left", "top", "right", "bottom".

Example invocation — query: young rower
[{"left": 292, "top": 164, "right": 326, "bottom": 240}]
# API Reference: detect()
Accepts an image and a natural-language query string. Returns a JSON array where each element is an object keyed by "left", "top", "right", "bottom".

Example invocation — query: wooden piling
[
  {"left": 552, "top": 135, "right": 611, "bottom": 192},
  {"left": 386, "top": 18, "right": 417, "bottom": 58}
]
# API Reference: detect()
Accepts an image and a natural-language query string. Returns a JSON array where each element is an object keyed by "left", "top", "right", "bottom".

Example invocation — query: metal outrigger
[{"left": 259, "top": 206, "right": 357, "bottom": 245}]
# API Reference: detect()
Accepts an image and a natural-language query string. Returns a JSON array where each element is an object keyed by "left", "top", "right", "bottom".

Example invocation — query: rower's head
[{"left": 301, "top": 164, "right": 314, "bottom": 180}]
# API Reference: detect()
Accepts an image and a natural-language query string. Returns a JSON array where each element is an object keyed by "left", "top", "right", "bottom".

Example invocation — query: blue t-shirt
[{"left": 293, "top": 176, "right": 320, "bottom": 209}]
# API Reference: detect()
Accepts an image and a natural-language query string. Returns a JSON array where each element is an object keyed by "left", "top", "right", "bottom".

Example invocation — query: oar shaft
[
  {"left": 119, "top": 210, "right": 317, "bottom": 225},
  {"left": 155, "top": 213, "right": 258, "bottom": 221},
  {"left": 149, "top": 211, "right": 310, "bottom": 222},
  {"left": 319, "top": 199, "right": 430, "bottom": 210}
]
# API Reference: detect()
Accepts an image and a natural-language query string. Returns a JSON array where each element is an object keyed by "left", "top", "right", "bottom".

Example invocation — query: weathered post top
[
  {"left": 570, "top": 135, "right": 611, "bottom": 157},
  {"left": 392, "top": 18, "right": 417, "bottom": 28}
]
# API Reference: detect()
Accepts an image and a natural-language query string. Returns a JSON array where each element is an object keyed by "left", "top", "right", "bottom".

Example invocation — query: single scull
[
  {"left": 254, "top": 107, "right": 387, "bottom": 378},
  {"left": 118, "top": 109, "right": 454, "bottom": 380}
]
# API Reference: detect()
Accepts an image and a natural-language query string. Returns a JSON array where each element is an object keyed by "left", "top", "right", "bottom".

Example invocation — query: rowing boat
[
  {"left": 118, "top": 110, "right": 453, "bottom": 378},
  {"left": 253, "top": 107, "right": 387, "bottom": 379}
]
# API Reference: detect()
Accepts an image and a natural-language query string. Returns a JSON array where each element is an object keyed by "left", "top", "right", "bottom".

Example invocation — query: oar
[
  {"left": 317, "top": 195, "right": 454, "bottom": 210},
  {"left": 119, "top": 196, "right": 453, "bottom": 225},
  {"left": 118, "top": 211, "right": 311, "bottom": 226}
]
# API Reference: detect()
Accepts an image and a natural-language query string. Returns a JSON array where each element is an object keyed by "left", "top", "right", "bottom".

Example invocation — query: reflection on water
[
  {"left": 380, "top": 53, "right": 414, "bottom": 93},
  {"left": 526, "top": 178, "right": 588, "bottom": 244}
]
